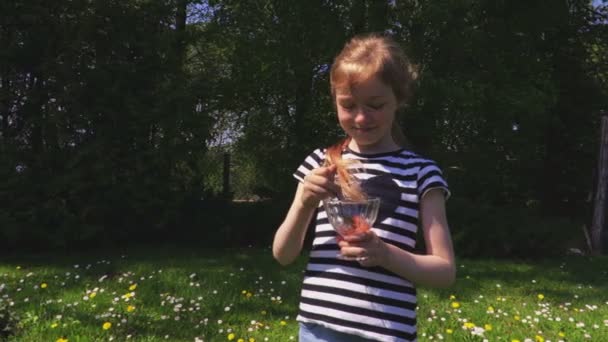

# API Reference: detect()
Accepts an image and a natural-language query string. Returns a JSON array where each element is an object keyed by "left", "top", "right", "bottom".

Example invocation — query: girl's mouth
[{"left": 354, "top": 127, "right": 375, "bottom": 133}]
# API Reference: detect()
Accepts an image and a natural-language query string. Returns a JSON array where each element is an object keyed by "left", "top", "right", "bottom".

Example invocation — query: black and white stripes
[{"left": 294, "top": 147, "right": 449, "bottom": 342}]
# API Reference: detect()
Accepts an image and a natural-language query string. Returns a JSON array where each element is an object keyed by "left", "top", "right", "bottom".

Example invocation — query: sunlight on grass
[{"left": 0, "top": 249, "right": 607, "bottom": 341}]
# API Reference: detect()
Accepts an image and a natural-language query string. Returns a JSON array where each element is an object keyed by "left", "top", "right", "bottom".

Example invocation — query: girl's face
[{"left": 335, "top": 76, "right": 399, "bottom": 154}]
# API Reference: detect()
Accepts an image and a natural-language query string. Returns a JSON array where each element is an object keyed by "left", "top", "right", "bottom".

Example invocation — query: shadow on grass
[{"left": 425, "top": 256, "right": 608, "bottom": 306}]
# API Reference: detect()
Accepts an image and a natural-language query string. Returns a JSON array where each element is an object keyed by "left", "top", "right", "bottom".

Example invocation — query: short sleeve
[
  {"left": 293, "top": 148, "right": 326, "bottom": 183},
  {"left": 417, "top": 161, "right": 451, "bottom": 200}
]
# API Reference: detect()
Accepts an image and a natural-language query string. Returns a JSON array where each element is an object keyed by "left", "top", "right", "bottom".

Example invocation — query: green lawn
[{"left": 0, "top": 247, "right": 607, "bottom": 341}]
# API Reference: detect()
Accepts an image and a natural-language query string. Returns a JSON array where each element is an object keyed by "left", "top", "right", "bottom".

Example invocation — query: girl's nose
[{"left": 354, "top": 109, "right": 370, "bottom": 125}]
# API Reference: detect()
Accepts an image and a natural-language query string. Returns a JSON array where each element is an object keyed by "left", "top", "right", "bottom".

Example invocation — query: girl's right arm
[{"left": 272, "top": 165, "right": 337, "bottom": 265}]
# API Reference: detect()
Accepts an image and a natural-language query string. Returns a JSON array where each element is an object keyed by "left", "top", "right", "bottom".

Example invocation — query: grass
[{"left": 0, "top": 247, "right": 607, "bottom": 341}]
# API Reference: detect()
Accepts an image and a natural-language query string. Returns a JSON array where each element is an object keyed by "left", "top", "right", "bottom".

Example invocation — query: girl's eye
[
  {"left": 368, "top": 103, "right": 385, "bottom": 110},
  {"left": 340, "top": 103, "right": 355, "bottom": 110}
]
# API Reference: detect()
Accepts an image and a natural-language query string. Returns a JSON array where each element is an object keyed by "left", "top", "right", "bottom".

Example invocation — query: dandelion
[
  {"left": 127, "top": 305, "right": 135, "bottom": 312},
  {"left": 484, "top": 324, "right": 492, "bottom": 331},
  {"left": 535, "top": 335, "right": 544, "bottom": 342},
  {"left": 56, "top": 338, "right": 68, "bottom": 342},
  {"left": 451, "top": 302, "right": 461, "bottom": 309},
  {"left": 51, "top": 323, "right": 59, "bottom": 328},
  {"left": 449, "top": 295, "right": 456, "bottom": 300},
  {"left": 463, "top": 322, "right": 475, "bottom": 329},
  {"left": 90, "top": 292, "right": 97, "bottom": 299},
  {"left": 537, "top": 294, "right": 544, "bottom": 300},
  {"left": 103, "top": 322, "right": 112, "bottom": 330},
  {"left": 280, "top": 321, "right": 287, "bottom": 326},
  {"left": 228, "top": 333, "right": 235, "bottom": 340},
  {"left": 446, "top": 329, "right": 453, "bottom": 334},
  {"left": 129, "top": 284, "right": 137, "bottom": 291},
  {"left": 41, "top": 283, "right": 48, "bottom": 289},
  {"left": 558, "top": 332, "right": 565, "bottom": 337}
]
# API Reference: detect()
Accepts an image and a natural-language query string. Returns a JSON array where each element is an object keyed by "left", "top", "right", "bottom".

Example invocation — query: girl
[{"left": 272, "top": 33, "right": 455, "bottom": 342}]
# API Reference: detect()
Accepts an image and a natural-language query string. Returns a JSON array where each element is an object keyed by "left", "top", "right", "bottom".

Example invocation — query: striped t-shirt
[{"left": 294, "top": 147, "right": 450, "bottom": 342}]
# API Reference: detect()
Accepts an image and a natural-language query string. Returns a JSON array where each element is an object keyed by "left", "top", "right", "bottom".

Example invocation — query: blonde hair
[{"left": 325, "top": 33, "right": 416, "bottom": 200}]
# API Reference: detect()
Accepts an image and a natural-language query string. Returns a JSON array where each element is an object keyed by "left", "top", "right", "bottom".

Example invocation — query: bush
[
  {"left": 170, "top": 193, "right": 292, "bottom": 249},
  {"left": 446, "top": 198, "right": 583, "bottom": 258}
]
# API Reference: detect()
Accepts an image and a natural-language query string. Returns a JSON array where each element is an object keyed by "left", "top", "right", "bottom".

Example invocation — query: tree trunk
[
  {"left": 1, "top": 74, "right": 9, "bottom": 148},
  {"left": 350, "top": 0, "right": 366, "bottom": 35},
  {"left": 591, "top": 113, "right": 608, "bottom": 255},
  {"left": 175, "top": 0, "right": 187, "bottom": 67},
  {"left": 367, "top": 0, "right": 390, "bottom": 32},
  {"left": 223, "top": 152, "right": 231, "bottom": 199}
]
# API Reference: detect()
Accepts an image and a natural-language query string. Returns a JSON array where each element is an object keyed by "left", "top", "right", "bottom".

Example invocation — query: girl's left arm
[
  {"left": 342, "top": 188, "right": 456, "bottom": 287},
  {"left": 382, "top": 188, "right": 456, "bottom": 287}
]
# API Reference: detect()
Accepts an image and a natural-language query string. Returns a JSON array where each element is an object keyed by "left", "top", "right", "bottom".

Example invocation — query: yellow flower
[
  {"left": 56, "top": 338, "right": 68, "bottom": 342},
  {"left": 514, "top": 315, "right": 520, "bottom": 321},
  {"left": 242, "top": 290, "right": 247, "bottom": 294},
  {"left": 238, "top": 339, "right": 244, "bottom": 342},
  {"left": 512, "top": 340, "right": 521, "bottom": 342},
  {"left": 40, "top": 283, "right": 48, "bottom": 289},
  {"left": 280, "top": 320, "right": 287, "bottom": 326},
  {"left": 537, "top": 294, "right": 544, "bottom": 300},
  {"left": 484, "top": 324, "right": 492, "bottom": 331},
  {"left": 249, "top": 339, "right": 255, "bottom": 342},
  {"left": 129, "top": 284, "right": 137, "bottom": 291},
  {"left": 464, "top": 322, "right": 475, "bottom": 329},
  {"left": 487, "top": 305, "right": 494, "bottom": 312},
  {"left": 51, "top": 323, "right": 59, "bottom": 328},
  {"left": 228, "top": 333, "right": 235, "bottom": 340},
  {"left": 246, "top": 292, "right": 252, "bottom": 298},
  {"left": 102, "top": 322, "right": 112, "bottom": 330},
  {"left": 127, "top": 305, "right": 135, "bottom": 312},
  {"left": 558, "top": 332, "right": 566, "bottom": 337},
  {"left": 89, "top": 292, "right": 97, "bottom": 299},
  {"left": 449, "top": 294, "right": 456, "bottom": 300},
  {"left": 535, "top": 335, "right": 544, "bottom": 342},
  {"left": 451, "top": 301, "right": 461, "bottom": 309},
  {"left": 446, "top": 329, "right": 453, "bottom": 334}
]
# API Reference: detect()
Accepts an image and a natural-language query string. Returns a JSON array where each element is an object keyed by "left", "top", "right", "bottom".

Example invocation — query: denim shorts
[{"left": 299, "top": 322, "right": 376, "bottom": 342}]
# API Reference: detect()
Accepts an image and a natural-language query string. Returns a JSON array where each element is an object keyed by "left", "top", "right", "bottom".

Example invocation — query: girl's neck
[{"left": 347, "top": 137, "right": 400, "bottom": 155}]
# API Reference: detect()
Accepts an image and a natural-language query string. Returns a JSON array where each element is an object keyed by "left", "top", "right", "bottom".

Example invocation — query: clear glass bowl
[{"left": 323, "top": 197, "right": 380, "bottom": 237}]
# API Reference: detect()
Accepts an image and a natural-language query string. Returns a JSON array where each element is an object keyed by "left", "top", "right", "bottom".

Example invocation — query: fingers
[
  {"left": 339, "top": 245, "right": 367, "bottom": 259},
  {"left": 342, "top": 231, "right": 373, "bottom": 243},
  {"left": 306, "top": 166, "right": 340, "bottom": 194},
  {"left": 301, "top": 166, "right": 340, "bottom": 208},
  {"left": 339, "top": 231, "right": 385, "bottom": 267}
]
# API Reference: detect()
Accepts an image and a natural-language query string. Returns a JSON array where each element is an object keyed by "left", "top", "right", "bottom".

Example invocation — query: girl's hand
[
  {"left": 300, "top": 165, "right": 340, "bottom": 209},
  {"left": 338, "top": 230, "right": 389, "bottom": 267}
]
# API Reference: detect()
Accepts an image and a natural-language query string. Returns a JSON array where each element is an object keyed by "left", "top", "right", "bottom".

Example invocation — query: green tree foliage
[
  {"left": 1, "top": 0, "right": 606, "bottom": 254},
  {"left": 0, "top": 0, "right": 211, "bottom": 250}
]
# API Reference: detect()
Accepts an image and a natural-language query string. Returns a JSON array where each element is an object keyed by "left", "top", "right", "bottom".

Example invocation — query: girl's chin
[{"left": 350, "top": 139, "right": 385, "bottom": 151}]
